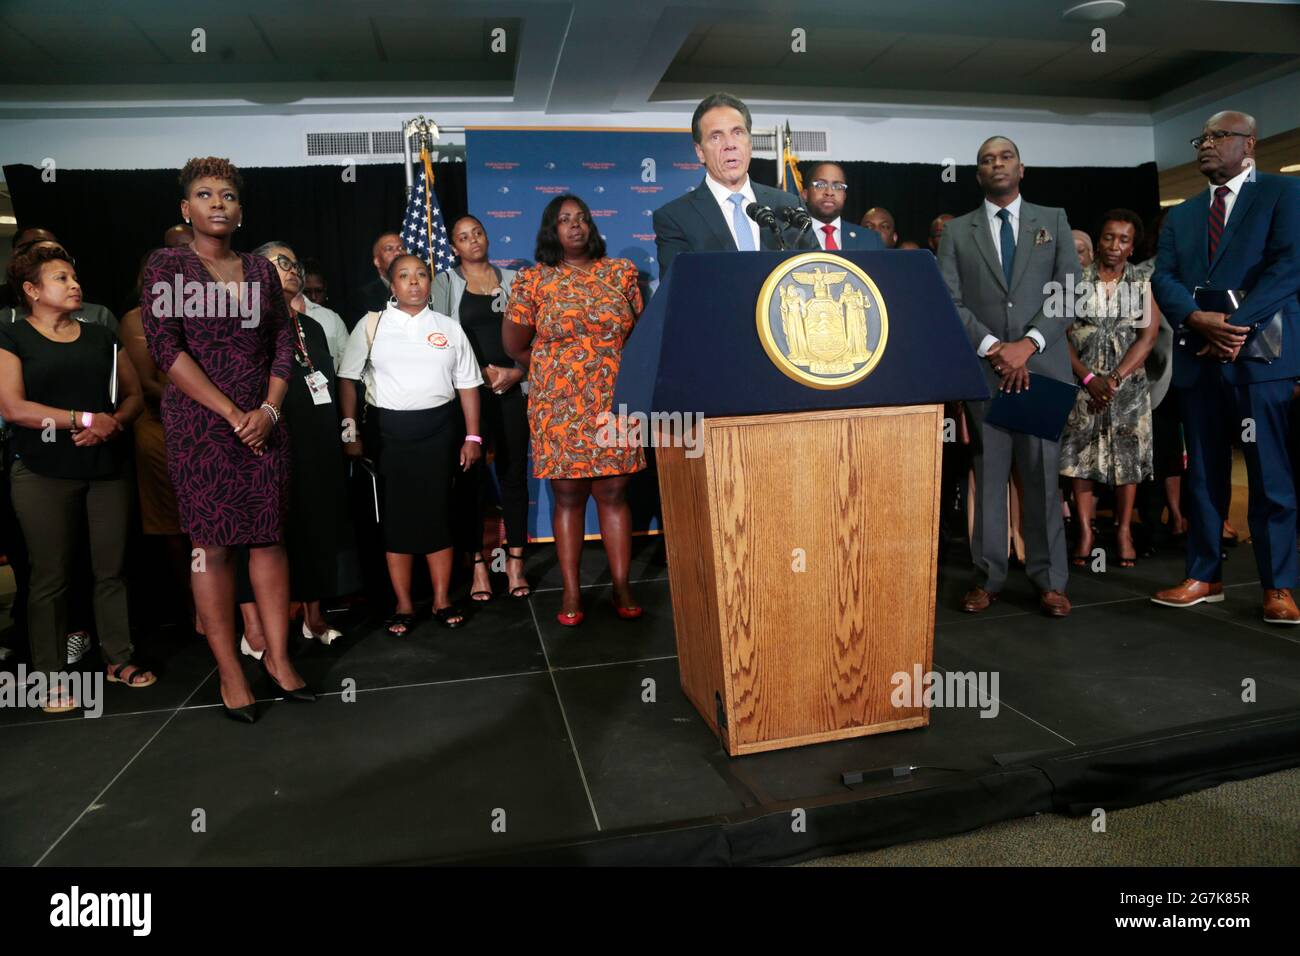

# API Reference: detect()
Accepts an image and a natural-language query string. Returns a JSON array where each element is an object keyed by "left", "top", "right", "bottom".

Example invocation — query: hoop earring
[{"left": 387, "top": 295, "right": 399, "bottom": 309}]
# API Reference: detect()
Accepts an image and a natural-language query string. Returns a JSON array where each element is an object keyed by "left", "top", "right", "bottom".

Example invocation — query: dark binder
[
  {"left": 1191, "top": 287, "right": 1283, "bottom": 362},
  {"left": 984, "top": 372, "right": 1078, "bottom": 441}
]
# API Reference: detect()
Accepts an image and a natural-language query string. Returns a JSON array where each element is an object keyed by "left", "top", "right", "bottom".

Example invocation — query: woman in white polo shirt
[{"left": 338, "top": 254, "right": 483, "bottom": 633}]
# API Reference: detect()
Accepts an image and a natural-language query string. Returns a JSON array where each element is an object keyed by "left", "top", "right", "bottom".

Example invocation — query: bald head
[
  {"left": 1207, "top": 110, "right": 1257, "bottom": 137},
  {"left": 1197, "top": 110, "right": 1258, "bottom": 184},
  {"left": 928, "top": 214, "right": 954, "bottom": 253},
  {"left": 1072, "top": 229, "right": 1094, "bottom": 268},
  {"left": 861, "top": 207, "right": 897, "bottom": 248},
  {"left": 164, "top": 223, "right": 194, "bottom": 248},
  {"left": 371, "top": 232, "right": 405, "bottom": 279}
]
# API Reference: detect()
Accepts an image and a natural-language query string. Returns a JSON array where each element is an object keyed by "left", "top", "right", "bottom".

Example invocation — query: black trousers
[{"left": 456, "top": 385, "right": 530, "bottom": 553}]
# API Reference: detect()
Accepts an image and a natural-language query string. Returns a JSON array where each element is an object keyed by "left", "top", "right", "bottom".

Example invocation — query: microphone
[
  {"left": 778, "top": 205, "right": 813, "bottom": 230},
  {"left": 745, "top": 202, "right": 780, "bottom": 233}
]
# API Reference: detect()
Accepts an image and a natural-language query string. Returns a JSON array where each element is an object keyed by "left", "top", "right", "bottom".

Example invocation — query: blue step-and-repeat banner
[{"left": 465, "top": 127, "right": 703, "bottom": 540}]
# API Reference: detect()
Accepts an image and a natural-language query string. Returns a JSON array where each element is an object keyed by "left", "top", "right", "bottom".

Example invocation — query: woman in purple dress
[{"left": 140, "top": 157, "right": 313, "bottom": 723}]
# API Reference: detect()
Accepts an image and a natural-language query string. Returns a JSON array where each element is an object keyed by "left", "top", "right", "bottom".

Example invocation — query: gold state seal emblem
[{"left": 755, "top": 252, "right": 888, "bottom": 388}]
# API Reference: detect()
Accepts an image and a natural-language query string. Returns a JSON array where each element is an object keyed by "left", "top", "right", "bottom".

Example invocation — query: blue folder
[{"left": 984, "top": 372, "right": 1078, "bottom": 441}]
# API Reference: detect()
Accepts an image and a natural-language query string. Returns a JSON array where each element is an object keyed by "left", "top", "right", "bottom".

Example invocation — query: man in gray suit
[
  {"left": 653, "top": 92, "right": 816, "bottom": 280},
  {"left": 938, "top": 136, "right": 1080, "bottom": 618}
]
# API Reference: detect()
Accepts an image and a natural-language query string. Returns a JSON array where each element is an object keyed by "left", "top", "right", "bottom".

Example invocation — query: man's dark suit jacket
[
  {"left": 653, "top": 177, "right": 818, "bottom": 279},
  {"left": 1152, "top": 172, "right": 1300, "bottom": 387},
  {"left": 830, "top": 223, "right": 885, "bottom": 251}
]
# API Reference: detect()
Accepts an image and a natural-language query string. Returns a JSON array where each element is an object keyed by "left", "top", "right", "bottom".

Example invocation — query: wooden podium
[
  {"left": 614, "top": 250, "right": 987, "bottom": 757},
  {"left": 655, "top": 406, "right": 941, "bottom": 755}
]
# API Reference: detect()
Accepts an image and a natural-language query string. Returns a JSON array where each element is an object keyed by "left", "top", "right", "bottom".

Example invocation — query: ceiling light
[
  {"left": 1063, "top": 1, "right": 1127, "bottom": 20},
  {"left": 0, "top": 215, "right": 16, "bottom": 225},
  {"left": 1281, "top": 163, "right": 1300, "bottom": 173},
  {"left": 1159, "top": 198, "right": 1185, "bottom": 207}
]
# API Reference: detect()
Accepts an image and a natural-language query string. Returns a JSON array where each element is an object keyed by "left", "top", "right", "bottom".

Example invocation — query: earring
[
  {"left": 184, "top": 218, "right": 190, "bottom": 224},
  {"left": 387, "top": 295, "right": 399, "bottom": 308}
]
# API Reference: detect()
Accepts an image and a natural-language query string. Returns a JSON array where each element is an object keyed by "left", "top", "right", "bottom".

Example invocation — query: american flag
[{"left": 400, "top": 164, "right": 456, "bottom": 274}]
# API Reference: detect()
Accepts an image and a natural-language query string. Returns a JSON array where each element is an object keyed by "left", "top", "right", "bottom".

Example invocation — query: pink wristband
[
  {"left": 81, "top": 412, "right": 94, "bottom": 428},
  {"left": 1081, "top": 373, "right": 1095, "bottom": 386},
  {"left": 465, "top": 435, "right": 482, "bottom": 444}
]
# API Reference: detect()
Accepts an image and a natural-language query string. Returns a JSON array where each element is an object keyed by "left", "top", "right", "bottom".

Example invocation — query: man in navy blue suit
[
  {"left": 653, "top": 92, "right": 817, "bottom": 280},
  {"left": 1150, "top": 110, "right": 1300, "bottom": 624},
  {"left": 799, "top": 162, "right": 884, "bottom": 252}
]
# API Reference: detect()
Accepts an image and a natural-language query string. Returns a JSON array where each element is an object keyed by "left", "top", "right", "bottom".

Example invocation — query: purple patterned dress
[{"left": 140, "top": 247, "right": 293, "bottom": 546}]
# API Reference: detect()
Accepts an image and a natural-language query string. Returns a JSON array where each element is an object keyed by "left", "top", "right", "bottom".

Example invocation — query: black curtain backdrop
[
  {"left": 751, "top": 158, "right": 1160, "bottom": 252},
  {"left": 4, "top": 155, "right": 1155, "bottom": 319},
  {"left": 3, "top": 162, "right": 467, "bottom": 322}
]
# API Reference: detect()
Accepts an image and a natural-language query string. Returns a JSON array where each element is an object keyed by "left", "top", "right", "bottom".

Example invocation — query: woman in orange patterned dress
[{"left": 504, "top": 194, "right": 645, "bottom": 627}]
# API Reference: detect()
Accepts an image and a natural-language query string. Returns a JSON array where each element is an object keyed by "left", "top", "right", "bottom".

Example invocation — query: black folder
[{"left": 984, "top": 372, "right": 1078, "bottom": 441}]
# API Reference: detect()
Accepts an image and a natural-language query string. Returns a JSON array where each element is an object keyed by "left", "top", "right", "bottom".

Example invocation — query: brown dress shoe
[
  {"left": 1262, "top": 589, "right": 1300, "bottom": 624},
  {"left": 961, "top": 587, "right": 999, "bottom": 613},
  {"left": 1151, "top": 579, "right": 1224, "bottom": 608},
  {"left": 1040, "top": 590, "right": 1071, "bottom": 617}
]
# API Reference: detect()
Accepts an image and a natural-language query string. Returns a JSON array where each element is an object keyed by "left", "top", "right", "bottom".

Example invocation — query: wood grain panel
[
  {"left": 654, "top": 423, "right": 729, "bottom": 745},
  {"left": 702, "top": 406, "right": 940, "bottom": 754}
]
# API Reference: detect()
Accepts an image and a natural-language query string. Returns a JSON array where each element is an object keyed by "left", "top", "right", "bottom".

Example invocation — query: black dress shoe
[
  {"left": 261, "top": 659, "right": 317, "bottom": 703},
  {"left": 222, "top": 703, "right": 258, "bottom": 724}
]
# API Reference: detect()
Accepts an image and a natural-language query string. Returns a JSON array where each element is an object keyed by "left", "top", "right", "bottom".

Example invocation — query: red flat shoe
[
  {"left": 613, "top": 604, "right": 643, "bottom": 620},
  {"left": 556, "top": 610, "right": 584, "bottom": 627}
]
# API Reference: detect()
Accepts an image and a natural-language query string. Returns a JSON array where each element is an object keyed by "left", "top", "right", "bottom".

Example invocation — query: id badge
[{"left": 305, "top": 370, "right": 332, "bottom": 405}]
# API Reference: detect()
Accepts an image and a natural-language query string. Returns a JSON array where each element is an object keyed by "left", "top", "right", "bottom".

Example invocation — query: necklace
[
  {"left": 189, "top": 241, "right": 242, "bottom": 285},
  {"left": 463, "top": 266, "right": 497, "bottom": 295}
]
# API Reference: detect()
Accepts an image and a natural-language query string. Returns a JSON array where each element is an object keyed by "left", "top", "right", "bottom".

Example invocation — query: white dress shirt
[
  {"left": 1210, "top": 164, "right": 1253, "bottom": 226},
  {"left": 337, "top": 305, "right": 483, "bottom": 410},
  {"left": 303, "top": 299, "right": 349, "bottom": 371},
  {"left": 704, "top": 174, "right": 760, "bottom": 250},
  {"left": 813, "top": 216, "right": 842, "bottom": 250},
  {"left": 977, "top": 194, "right": 1045, "bottom": 357}
]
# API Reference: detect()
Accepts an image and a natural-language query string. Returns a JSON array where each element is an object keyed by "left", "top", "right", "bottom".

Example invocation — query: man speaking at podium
[{"left": 653, "top": 92, "right": 817, "bottom": 280}]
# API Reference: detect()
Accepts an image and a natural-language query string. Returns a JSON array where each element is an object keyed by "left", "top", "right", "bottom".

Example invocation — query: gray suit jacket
[{"left": 937, "top": 200, "right": 1079, "bottom": 391}]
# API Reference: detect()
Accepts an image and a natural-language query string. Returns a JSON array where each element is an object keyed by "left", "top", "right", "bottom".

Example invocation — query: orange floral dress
[{"left": 507, "top": 258, "right": 645, "bottom": 479}]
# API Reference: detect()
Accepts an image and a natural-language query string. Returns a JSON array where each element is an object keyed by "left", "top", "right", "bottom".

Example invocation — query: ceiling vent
[{"left": 753, "top": 129, "right": 828, "bottom": 155}]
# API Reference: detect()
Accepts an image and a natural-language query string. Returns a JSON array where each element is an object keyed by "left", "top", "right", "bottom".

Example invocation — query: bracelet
[
  {"left": 465, "top": 434, "right": 483, "bottom": 444},
  {"left": 81, "top": 411, "right": 94, "bottom": 429},
  {"left": 259, "top": 402, "right": 280, "bottom": 426},
  {"left": 69, "top": 409, "right": 78, "bottom": 431},
  {"left": 1081, "top": 373, "right": 1096, "bottom": 386}
]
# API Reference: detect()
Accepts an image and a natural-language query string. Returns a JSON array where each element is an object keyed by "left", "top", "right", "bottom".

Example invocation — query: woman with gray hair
[{"left": 236, "top": 241, "right": 358, "bottom": 661}]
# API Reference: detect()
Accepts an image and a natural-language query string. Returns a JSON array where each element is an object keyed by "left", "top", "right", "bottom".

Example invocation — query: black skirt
[{"left": 372, "top": 404, "right": 459, "bottom": 554}]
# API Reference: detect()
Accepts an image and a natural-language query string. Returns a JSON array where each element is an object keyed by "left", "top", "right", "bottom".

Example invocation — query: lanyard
[{"left": 291, "top": 313, "right": 316, "bottom": 373}]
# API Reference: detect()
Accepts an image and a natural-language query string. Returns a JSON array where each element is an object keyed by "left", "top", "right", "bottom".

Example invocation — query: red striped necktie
[{"left": 1207, "top": 185, "right": 1230, "bottom": 262}]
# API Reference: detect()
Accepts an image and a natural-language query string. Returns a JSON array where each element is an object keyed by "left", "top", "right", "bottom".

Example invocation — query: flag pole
[{"left": 421, "top": 147, "right": 438, "bottom": 273}]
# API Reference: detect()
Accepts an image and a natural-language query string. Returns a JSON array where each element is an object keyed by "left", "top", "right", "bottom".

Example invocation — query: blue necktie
[
  {"left": 997, "top": 207, "right": 1015, "bottom": 287},
  {"left": 729, "top": 193, "right": 756, "bottom": 251}
]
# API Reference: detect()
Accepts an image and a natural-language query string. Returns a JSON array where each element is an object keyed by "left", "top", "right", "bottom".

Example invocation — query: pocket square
[{"left": 1034, "top": 228, "right": 1052, "bottom": 246}]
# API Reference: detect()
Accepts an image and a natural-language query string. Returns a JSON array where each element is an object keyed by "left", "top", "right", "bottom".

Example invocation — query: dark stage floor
[{"left": 3, "top": 533, "right": 1300, "bottom": 866}]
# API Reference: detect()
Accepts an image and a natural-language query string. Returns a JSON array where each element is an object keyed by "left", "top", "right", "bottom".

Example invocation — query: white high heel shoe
[
  {"left": 302, "top": 620, "right": 343, "bottom": 646},
  {"left": 239, "top": 635, "right": 264, "bottom": 661}
]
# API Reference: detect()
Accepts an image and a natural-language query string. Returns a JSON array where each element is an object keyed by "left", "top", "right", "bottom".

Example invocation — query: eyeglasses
[
  {"left": 268, "top": 254, "right": 304, "bottom": 275},
  {"left": 1190, "top": 130, "right": 1252, "bottom": 149},
  {"left": 809, "top": 181, "right": 848, "bottom": 192}
]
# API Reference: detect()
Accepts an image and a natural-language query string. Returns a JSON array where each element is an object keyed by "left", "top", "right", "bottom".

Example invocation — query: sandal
[
  {"left": 41, "top": 688, "right": 78, "bottom": 714},
  {"left": 385, "top": 612, "right": 416, "bottom": 636},
  {"left": 107, "top": 662, "right": 157, "bottom": 688},
  {"left": 506, "top": 549, "right": 530, "bottom": 599},
  {"left": 470, "top": 555, "right": 493, "bottom": 603},
  {"left": 433, "top": 604, "right": 466, "bottom": 629}
]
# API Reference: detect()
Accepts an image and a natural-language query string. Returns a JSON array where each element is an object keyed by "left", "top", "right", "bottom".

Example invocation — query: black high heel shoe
[
  {"left": 260, "top": 657, "right": 317, "bottom": 703},
  {"left": 220, "top": 686, "right": 258, "bottom": 724},
  {"left": 222, "top": 703, "right": 258, "bottom": 724}
]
